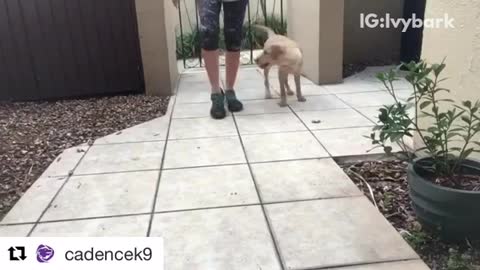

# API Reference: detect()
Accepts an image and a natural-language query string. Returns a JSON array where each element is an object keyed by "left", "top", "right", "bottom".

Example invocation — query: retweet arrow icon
[{"left": 8, "top": 246, "right": 27, "bottom": 261}]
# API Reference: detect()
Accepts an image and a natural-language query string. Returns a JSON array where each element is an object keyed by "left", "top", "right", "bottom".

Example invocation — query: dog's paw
[
  {"left": 287, "top": 90, "right": 295, "bottom": 96},
  {"left": 297, "top": 96, "right": 307, "bottom": 102},
  {"left": 278, "top": 101, "right": 288, "bottom": 107},
  {"left": 265, "top": 94, "right": 273, "bottom": 99}
]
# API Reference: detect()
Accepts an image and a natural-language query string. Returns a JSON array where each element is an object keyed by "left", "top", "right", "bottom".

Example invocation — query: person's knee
[
  {"left": 200, "top": 26, "right": 219, "bottom": 51},
  {"left": 224, "top": 27, "right": 243, "bottom": 52}
]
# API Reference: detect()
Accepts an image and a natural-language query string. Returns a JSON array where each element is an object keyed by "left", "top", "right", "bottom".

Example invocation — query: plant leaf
[{"left": 420, "top": 101, "right": 432, "bottom": 110}]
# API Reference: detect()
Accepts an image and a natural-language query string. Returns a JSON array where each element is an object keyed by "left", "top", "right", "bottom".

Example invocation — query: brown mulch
[
  {"left": 0, "top": 94, "right": 170, "bottom": 221},
  {"left": 343, "top": 60, "right": 401, "bottom": 78},
  {"left": 343, "top": 63, "right": 367, "bottom": 78},
  {"left": 342, "top": 160, "right": 480, "bottom": 270}
]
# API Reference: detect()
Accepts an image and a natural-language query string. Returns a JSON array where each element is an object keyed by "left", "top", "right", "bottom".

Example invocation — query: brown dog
[{"left": 254, "top": 25, "right": 306, "bottom": 107}]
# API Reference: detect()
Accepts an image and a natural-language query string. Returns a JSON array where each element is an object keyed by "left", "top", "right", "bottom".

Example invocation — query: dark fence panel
[{"left": 0, "top": 0, "right": 144, "bottom": 101}]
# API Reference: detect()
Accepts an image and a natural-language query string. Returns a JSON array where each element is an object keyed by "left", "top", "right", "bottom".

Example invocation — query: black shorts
[{"left": 197, "top": 0, "right": 249, "bottom": 51}]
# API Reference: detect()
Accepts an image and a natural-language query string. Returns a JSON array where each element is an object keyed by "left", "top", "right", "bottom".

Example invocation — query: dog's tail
[{"left": 253, "top": 24, "right": 276, "bottom": 38}]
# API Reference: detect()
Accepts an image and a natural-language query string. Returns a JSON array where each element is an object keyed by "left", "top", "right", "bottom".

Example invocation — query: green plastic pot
[{"left": 408, "top": 157, "right": 480, "bottom": 241}]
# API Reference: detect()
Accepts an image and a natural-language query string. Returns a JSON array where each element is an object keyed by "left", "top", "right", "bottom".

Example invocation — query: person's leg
[
  {"left": 198, "top": 0, "right": 224, "bottom": 118},
  {"left": 223, "top": 0, "right": 248, "bottom": 112},
  {"left": 198, "top": 0, "right": 221, "bottom": 92}
]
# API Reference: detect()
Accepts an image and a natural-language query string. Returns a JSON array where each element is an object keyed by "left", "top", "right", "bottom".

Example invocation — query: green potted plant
[{"left": 370, "top": 60, "right": 480, "bottom": 241}]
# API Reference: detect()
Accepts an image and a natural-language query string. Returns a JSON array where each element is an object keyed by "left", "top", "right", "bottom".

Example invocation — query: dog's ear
[{"left": 270, "top": 45, "right": 284, "bottom": 60}]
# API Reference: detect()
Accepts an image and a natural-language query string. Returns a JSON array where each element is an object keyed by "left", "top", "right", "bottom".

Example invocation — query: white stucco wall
[{"left": 419, "top": 0, "right": 480, "bottom": 158}]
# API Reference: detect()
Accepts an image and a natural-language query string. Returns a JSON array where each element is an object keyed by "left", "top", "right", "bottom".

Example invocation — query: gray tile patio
[
  {"left": 0, "top": 66, "right": 425, "bottom": 270},
  {"left": 322, "top": 260, "right": 430, "bottom": 270},
  {"left": 266, "top": 197, "right": 419, "bottom": 269},
  {"left": 41, "top": 171, "right": 159, "bottom": 221},
  {"left": 0, "top": 224, "right": 34, "bottom": 237},
  {"left": 75, "top": 141, "right": 165, "bottom": 175},
  {"left": 150, "top": 206, "right": 281, "bottom": 270},
  {"left": 32, "top": 215, "right": 150, "bottom": 237},
  {"left": 155, "top": 165, "right": 258, "bottom": 211}
]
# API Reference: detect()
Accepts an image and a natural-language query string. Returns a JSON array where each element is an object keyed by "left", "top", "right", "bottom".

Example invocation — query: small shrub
[{"left": 370, "top": 60, "right": 480, "bottom": 180}]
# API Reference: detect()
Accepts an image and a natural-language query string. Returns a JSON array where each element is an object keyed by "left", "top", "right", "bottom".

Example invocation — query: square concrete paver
[
  {"left": 289, "top": 95, "right": 349, "bottom": 112},
  {"left": 266, "top": 197, "right": 418, "bottom": 269},
  {"left": 94, "top": 117, "right": 170, "bottom": 144},
  {"left": 176, "top": 88, "right": 211, "bottom": 104},
  {"left": 233, "top": 79, "right": 265, "bottom": 91},
  {"left": 236, "top": 87, "right": 278, "bottom": 100},
  {"left": 41, "top": 171, "right": 159, "bottom": 221},
  {"left": 150, "top": 206, "right": 281, "bottom": 270},
  {"left": 0, "top": 224, "right": 33, "bottom": 237},
  {"left": 323, "top": 260, "right": 430, "bottom": 270},
  {"left": 356, "top": 107, "right": 382, "bottom": 123},
  {"left": 242, "top": 131, "right": 329, "bottom": 163},
  {"left": 32, "top": 215, "right": 150, "bottom": 237},
  {"left": 173, "top": 102, "right": 226, "bottom": 119},
  {"left": 169, "top": 117, "right": 237, "bottom": 140},
  {"left": 296, "top": 109, "right": 373, "bottom": 130},
  {"left": 164, "top": 136, "right": 246, "bottom": 169},
  {"left": 299, "top": 84, "right": 330, "bottom": 96},
  {"left": 336, "top": 91, "right": 394, "bottom": 108},
  {"left": 314, "top": 127, "right": 397, "bottom": 157},
  {"left": 75, "top": 141, "right": 165, "bottom": 175},
  {"left": 155, "top": 165, "right": 258, "bottom": 211},
  {"left": 1, "top": 176, "right": 66, "bottom": 224},
  {"left": 235, "top": 99, "right": 290, "bottom": 115},
  {"left": 235, "top": 113, "right": 307, "bottom": 135},
  {"left": 177, "top": 79, "right": 211, "bottom": 93},
  {"left": 324, "top": 82, "right": 385, "bottom": 94},
  {"left": 251, "top": 159, "right": 362, "bottom": 202},
  {"left": 40, "top": 145, "right": 88, "bottom": 177}
]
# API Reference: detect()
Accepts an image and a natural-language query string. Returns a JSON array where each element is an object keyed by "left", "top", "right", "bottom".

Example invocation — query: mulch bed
[
  {"left": 342, "top": 160, "right": 480, "bottom": 270},
  {"left": 0, "top": 94, "right": 170, "bottom": 221},
  {"left": 343, "top": 63, "right": 367, "bottom": 78}
]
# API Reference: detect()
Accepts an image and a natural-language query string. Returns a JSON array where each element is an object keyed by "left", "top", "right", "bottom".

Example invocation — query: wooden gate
[{"left": 0, "top": 0, "right": 144, "bottom": 101}]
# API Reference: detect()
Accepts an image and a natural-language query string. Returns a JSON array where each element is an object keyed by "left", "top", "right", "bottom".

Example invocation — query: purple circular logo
[{"left": 36, "top": 244, "right": 55, "bottom": 263}]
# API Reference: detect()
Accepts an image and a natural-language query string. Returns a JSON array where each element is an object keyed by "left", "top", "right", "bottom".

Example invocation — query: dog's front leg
[
  {"left": 294, "top": 74, "right": 306, "bottom": 102},
  {"left": 278, "top": 70, "right": 288, "bottom": 107},
  {"left": 264, "top": 67, "right": 272, "bottom": 99}
]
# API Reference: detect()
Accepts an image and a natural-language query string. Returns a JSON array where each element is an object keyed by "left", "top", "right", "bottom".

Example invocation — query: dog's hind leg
[
  {"left": 294, "top": 74, "right": 306, "bottom": 102},
  {"left": 285, "top": 75, "right": 295, "bottom": 96},
  {"left": 264, "top": 67, "right": 273, "bottom": 99},
  {"left": 278, "top": 70, "right": 288, "bottom": 107}
]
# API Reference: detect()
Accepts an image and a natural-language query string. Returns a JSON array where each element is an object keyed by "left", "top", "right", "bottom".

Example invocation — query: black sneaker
[
  {"left": 210, "top": 93, "right": 226, "bottom": 119},
  {"left": 224, "top": 89, "right": 243, "bottom": 112}
]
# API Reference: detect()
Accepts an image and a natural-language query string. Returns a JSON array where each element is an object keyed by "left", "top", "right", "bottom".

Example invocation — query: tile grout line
[
  {"left": 287, "top": 105, "right": 333, "bottom": 157},
  {"left": 93, "top": 139, "right": 166, "bottom": 146},
  {"left": 292, "top": 257, "right": 423, "bottom": 270},
  {"left": 1, "top": 195, "right": 365, "bottom": 227},
  {"left": 26, "top": 144, "right": 93, "bottom": 236},
  {"left": 331, "top": 91, "right": 379, "bottom": 125},
  {"left": 90, "top": 123, "right": 375, "bottom": 147},
  {"left": 146, "top": 93, "right": 179, "bottom": 237},
  {"left": 231, "top": 112, "right": 287, "bottom": 270},
  {"left": 18, "top": 155, "right": 338, "bottom": 183}
]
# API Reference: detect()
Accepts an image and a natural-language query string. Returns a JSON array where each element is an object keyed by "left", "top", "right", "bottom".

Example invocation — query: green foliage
[
  {"left": 176, "top": 15, "right": 287, "bottom": 60},
  {"left": 447, "top": 248, "right": 471, "bottom": 270},
  {"left": 404, "top": 230, "right": 430, "bottom": 250},
  {"left": 370, "top": 60, "right": 480, "bottom": 179}
]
